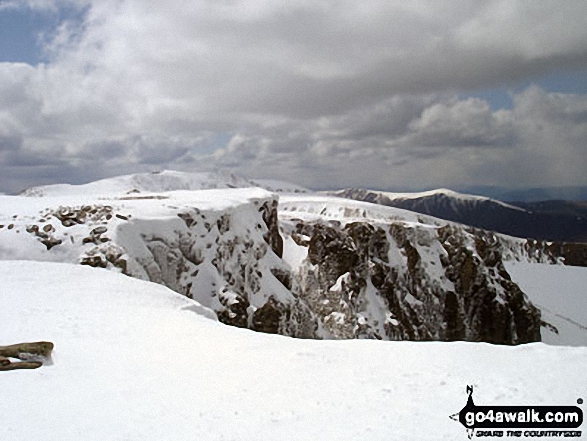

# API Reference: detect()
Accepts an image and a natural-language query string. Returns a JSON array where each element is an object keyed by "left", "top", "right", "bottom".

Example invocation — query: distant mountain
[
  {"left": 20, "top": 170, "right": 308, "bottom": 197},
  {"left": 20, "top": 170, "right": 255, "bottom": 197},
  {"left": 461, "top": 185, "right": 587, "bottom": 202},
  {"left": 329, "top": 188, "right": 587, "bottom": 243},
  {"left": 513, "top": 200, "right": 587, "bottom": 217}
]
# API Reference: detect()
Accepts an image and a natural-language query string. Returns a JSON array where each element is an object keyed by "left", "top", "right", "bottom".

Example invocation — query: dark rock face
[
  {"left": 331, "top": 188, "right": 587, "bottom": 247},
  {"left": 252, "top": 297, "right": 283, "bottom": 334},
  {"left": 307, "top": 224, "right": 359, "bottom": 279},
  {"left": 439, "top": 226, "right": 541, "bottom": 343},
  {"left": 549, "top": 242, "right": 587, "bottom": 267},
  {"left": 217, "top": 294, "right": 250, "bottom": 329},
  {"left": 259, "top": 200, "right": 283, "bottom": 258},
  {"left": 287, "top": 220, "right": 542, "bottom": 344}
]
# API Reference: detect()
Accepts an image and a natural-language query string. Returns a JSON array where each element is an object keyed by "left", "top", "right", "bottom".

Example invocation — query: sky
[{"left": 1, "top": 0, "right": 587, "bottom": 194}]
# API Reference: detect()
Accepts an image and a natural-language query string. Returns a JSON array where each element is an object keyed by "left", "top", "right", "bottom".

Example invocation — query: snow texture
[
  {"left": 1, "top": 261, "right": 586, "bottom": 441},
  {"left": 506, "top": 262, "right": 587, "bottom": 346}
]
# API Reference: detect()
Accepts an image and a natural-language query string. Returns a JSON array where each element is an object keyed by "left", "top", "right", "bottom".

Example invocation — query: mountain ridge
[{"left": 330, "top": 187, "right": 587, "bottom": 244}]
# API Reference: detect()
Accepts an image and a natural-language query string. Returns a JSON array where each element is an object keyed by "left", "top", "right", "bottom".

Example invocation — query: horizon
[{"left": 4, "top": 168, "right": 587, "bottom": 202}]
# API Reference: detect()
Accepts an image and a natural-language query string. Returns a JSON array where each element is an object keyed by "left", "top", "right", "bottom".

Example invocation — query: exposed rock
[
  {"left": 0, "top": 341, "right": 54, "bottom": 371},
  {"left": 286, "top": 219, "right": 542, "bottom": 344},
  {"left": 26, "top": 223, "right": 63, "bottom": 250},
  {"left": 217, "top": 291, "right": 250, "bottom": 329},
  {"left": 49, "top": 204, "right": 113, "bottom": 227},
  {"left": 259, "top": 200, "right": 283, "bottom": 258},
  {"left": 0, "top": 189, "right": 552, "bottom": 344},
  {"left": 252, "top": 297, "right": 284, "bottom": 334}
]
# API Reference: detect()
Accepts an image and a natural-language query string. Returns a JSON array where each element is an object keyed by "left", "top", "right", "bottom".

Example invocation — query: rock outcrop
[
  {"left": 0, "top": 188, "right": 558, "bottom": 344},
  {"left": 0, "top": 342, "right": 54, "bottom": 371},
  {"left": 282, "top": 219, "right": 541, "bottom": 344}
]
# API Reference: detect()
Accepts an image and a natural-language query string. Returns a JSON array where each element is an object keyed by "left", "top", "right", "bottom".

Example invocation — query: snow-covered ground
[
  {"left": 19, "top": 169, "right": 309, "bottom": 198},
  {"left": 19, "top": 170, "right": 255, "bottom": 197},
  {"left": 336, "top": 187, "right": 528, "bottom": 211},
  {"left": 506, "top": 262, "right": 587, "bottom": 346},
  {"left": 280, "top": 193, "right": 439, "bottom": 225},
  {"left": 249, "top": 178, "right": 310, "bottom": 193},
  {"left": 1, "top": 261, "right": 585, "bottom": 441}
]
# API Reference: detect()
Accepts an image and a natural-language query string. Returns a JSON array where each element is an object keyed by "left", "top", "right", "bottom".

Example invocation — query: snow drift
[{"left": 1, "top": 261, "right": 585, "bottom": 441}]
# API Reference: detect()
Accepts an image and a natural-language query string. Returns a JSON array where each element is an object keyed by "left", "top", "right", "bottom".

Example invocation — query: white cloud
[
  {"left": 0, "top": 0, "right": 587, "bottom": 192},
  {"left": 404, "top": 98, "right": 515, "bottom": 147}
]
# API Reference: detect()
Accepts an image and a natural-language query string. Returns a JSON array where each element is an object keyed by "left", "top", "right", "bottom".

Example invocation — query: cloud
[
  {"left": 0, "top": 132, "right": 22, "bottom": 153},
  {"left": 0, "top": 0, "right": 587, "bottom": 192},
  {"left": 404, "top": 98, "right": 515, "bottom": 147}
]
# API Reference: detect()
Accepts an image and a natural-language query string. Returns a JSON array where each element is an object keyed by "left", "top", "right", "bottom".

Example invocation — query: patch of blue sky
[
  {"left": 459, "top": 89, "right": 515, "bottom": 111},
  {"left": 0, "top": 3, "right": 87, "bottom": 65},
  {"left": 176, "top": 132, "right": 233, "bottom": 157},
  {"left": 535, "top": 67, "right": 587, "bottom": 95},
  {"left": 460, "top": 67, "right": 587, "bottom": 111},
  {"left": 197, "top": 132, "right": 233, "bottom": 155}
]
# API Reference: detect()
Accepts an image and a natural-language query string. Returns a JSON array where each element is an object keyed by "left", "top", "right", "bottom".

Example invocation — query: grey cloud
[
  {"left": 201, "top": 87, "right": 587, "bottom": 190},
  {"left": 50, "top": 0, "right": 587, "bottom": 120},
  {"left": 76, "top": 136, "right": 191, "bottom": 164},
  {"left": 0, "top": 133, "right": 22, "bottom": 152},
  {"left": 1, "top": 1, "right": 587, "bottom": 192},
  {"left": 403, "top": 98, "right": 516, "bottom": 147},
  {"left": 79, "top": 139, "right": 128, "bottom": 159},
  {"left": 1, "top": 149, "right": 67, "bottom": 167},
  {"left": 128, "top": 136, "right": 191, "bottom": 165}
]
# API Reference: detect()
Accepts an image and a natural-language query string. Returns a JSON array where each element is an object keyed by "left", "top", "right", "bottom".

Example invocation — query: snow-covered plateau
[
  {"left": 1, "top": 170, "right": 585, "bottom": 345},
  {"left": 1, "top": 261, "right": 586, "bottom": 441}
]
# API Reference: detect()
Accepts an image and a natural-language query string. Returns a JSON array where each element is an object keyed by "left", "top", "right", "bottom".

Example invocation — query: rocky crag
[
  {"left": 330, "top": 187, "right": 587, "bottom": 249},
  {"left": 0, "top": 177, "right": 565, "bottom": 344},
  {"left": 277, "top": 192, "right": 558, "bottom": 344}
]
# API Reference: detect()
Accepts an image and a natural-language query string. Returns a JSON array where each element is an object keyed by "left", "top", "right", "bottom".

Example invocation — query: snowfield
[
  {"left": 506, "top": 262, "right": 587, "bottom": 346},
  {"left": 19, "top": 170, "right": 256, "bottom": 197},
  {"left": 1, "top": 261, "right": 586, "bottom": 441}
]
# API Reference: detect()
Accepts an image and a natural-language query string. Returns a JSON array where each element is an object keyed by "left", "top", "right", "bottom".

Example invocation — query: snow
[
  {"left": 363, "top": 187, "right": 527, "bottom": 211},
  {"left": 329, "top": 272, "right": 350, "bottom": 292},
  {"left": 249, "top": 179, "right": 309, "bottom": 193},
  {"left": 506, "top": 262, "right": 587, "bottom": 346},
  {"left": 280, "top": 194, "right": 434, "bottom": 225},
  {"left": 1, "top": 261, "right": 586, "bottom": 441},
  {"left": 282, "top": 235, "right": 309, "bottom": 270},
  {"left": 20, "top": 170, "right": 256, "bottom": 197},
  {"left": 20, "top": 170, "right": 310, "bottom": 198},
  {"left": 0, "top": 187, "right": 275, "bottom": 264},
  {"left": 2, "top": 171, "right": 586, "bottom": 438},
  {"left": 0, "top": 186, "right": 300, "bottom": 320}
]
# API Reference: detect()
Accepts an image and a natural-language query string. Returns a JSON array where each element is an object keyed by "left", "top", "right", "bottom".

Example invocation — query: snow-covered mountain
[
  {"left": 2, "top": 171, "right": 579, "bottom": 344},
  {"left": 249, "top": 178, "right": 310, "bottom": 193},
  {"left": 330, "top": 187, "right": 587, "bottom": 244},
  {"left": 20, "top": 170, "right": 255, "bottom": 197},
  {"left": 20, "top": 170, "right": 309, "bottom": 197},
  {"left": 3, "top": 260, "right": 585, "bottom": 441}
]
